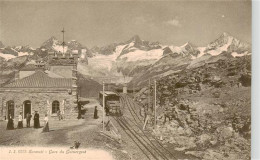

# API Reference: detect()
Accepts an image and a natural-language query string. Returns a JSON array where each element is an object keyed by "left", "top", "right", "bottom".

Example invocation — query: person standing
[
  {"left": 42, "top": 114, "right": 49, "bottom": 132},
  {"left": 17, "top": 112, "right": 23, "bottom": 129},
  {"left": 57, "top": 109, "right": 61, "bottom": 121},
  {"left": 26, "top": 113, "right": 32, "bottom": 127},
  {"left": 60, "top": 110, "right": 64, "bottom": 120},
  {"left": 6, "top": 114, "right": 14, "bottom": 130},
  {"left": 34, "top": 111, "right": 40, "bottom": 128},
  {"left": 94, "top": 106, "right": 98, "bottom": 119}
]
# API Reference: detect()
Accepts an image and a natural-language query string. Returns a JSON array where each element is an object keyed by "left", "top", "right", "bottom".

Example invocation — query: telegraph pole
[
  {"left": 154, "top": 80, "right": 157, "bottom": 129},
  {"left": 61, "top": 28, "right": 65, "bottom": 54},
  {"left": 148, "top": 79, "right": 151, "bottom": 112},
  {"left": 133, "top": 83, "right": 135, "bottom": 100},
  {"left": 102, "top": 81, "right": 105, "bottom": 132}
]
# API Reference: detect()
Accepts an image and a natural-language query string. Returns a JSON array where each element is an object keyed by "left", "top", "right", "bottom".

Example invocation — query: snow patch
[
  {"left": 169, "top": 46, "right": 183, "bottom": 54},
  {"left": 231, "top": 52, "right": 250, "bottom": 57},
  {"left": 53, "top": 45, "right": 68, "bottom": 53},
  {"left": 207, "top": 36, "right": 233, "bottom": 56},
  {"left": 81, "top": 49, "right": 87, "bottom": 53},
  {"left": 124, "top": 42, "right": 135, "bottom": 50},
  {"left": 0, "top": 52, "right": 16, "bottom": 60},
  {"left": 120, "top": 49, "right": 164, "bottom": 62},
  {"left": 15, "top": 46, "right": 22, "bottom": 50},
  {"left": 18, "top": 52, "right": 29, "bottom": 56},
  {"left": 72, "top": 50, "right": 78, "bottom": 54},
  {"left": 197, "top": 47, "right": 206, "bottom": 58},
  {"left": 88, "top": 44, "right": 127, "bottom": 71}
]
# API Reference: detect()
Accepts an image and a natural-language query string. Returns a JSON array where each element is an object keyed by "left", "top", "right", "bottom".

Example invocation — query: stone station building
[{"left": 0, "top": 51, "right": 79, "bottom": 120}]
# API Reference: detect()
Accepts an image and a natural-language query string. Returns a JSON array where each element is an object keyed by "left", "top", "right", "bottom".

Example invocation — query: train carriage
[{"left": 99, "top": 91, "right": 121, "bottom": 116}]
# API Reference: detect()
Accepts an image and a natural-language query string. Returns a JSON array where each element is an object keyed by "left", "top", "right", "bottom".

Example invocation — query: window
[
  {"left": 52, "top": 101, "right": 60, "bottom": 114},
  {"left": 7, "top": 100, "right": 14, "bottom": 118}
]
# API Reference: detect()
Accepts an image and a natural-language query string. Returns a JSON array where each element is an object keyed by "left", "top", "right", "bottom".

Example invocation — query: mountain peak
[
  {"left": 132, "top": 35, "right": 141, "bottom": 41},
  {"left": 222, "top": 32, "right": 230, "bottom": 37},
  {"left": 127, "top": 35, "right": 142, "bottom": 44},
  {"left": 41, "top": 36, "right": 61, "bottom": 49},
  {"left": 181, "top": 42, "right": 195, "bottom": 48},
  {"left": 49, "top": 36, "right": 58, "bottom": 41},
  {"left": 0, "top": 41, "right": 5, "bottom": 48}
]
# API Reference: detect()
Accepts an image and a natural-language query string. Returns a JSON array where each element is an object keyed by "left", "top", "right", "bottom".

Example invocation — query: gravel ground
[{"left": 0, "top": 98, "right": 129, "bottom": 160}]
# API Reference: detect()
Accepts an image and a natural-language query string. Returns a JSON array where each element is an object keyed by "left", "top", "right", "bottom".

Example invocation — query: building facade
[{"left": 0, "top": 51, "right": 79, "bottom": 120}]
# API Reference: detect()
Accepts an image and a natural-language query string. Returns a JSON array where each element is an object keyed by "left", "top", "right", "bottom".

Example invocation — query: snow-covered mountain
[
  {"left": 128, "top": 33, "right": 251, "bottom": 86},
  {"left": 78, "top": 35, "right": 165, "bottom": 79},
  {"left": 81, "top": 33, "right": 251, "bottom": 79},
  {"left": 0, "top": 42, "right": 34, "bottom": 60},
  {"left": 40, "top": 36, "right": 68, "bottom": 52},
  {"left": 40, "top": 37, "right": 92, "bottom": 58},
  {"left": 204, "top": 32, "right": 251, "bottom": 57},
  {"left": 0, "top": 32, "right": 251, "bottom": 85},
  {"left": 165, "top": 42, "right": 200, "bottom": 59},
  {"left": 163, "top": 33, "right": 250, "bottom": 59}
]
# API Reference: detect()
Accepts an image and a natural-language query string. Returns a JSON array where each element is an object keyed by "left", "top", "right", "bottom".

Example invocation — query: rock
[
  {"left": 239, "top": 74, "right": 251, "bottom": 87},
  {"left": 184, "top": 128, "right": 193, "bottom": 136},
  {"left": 219, "top": 107, "right": 224, "bottom": 112},
  {"left": 210, "top": 139, "right": 218, "bottom": 146},
  {"left": 173, "top": 136, "right": 196, "bottom": 149},
  {"left": 197, "top": 134, "right": 211, "bottom": 145},
  {"left": 185, "top": 151, "right": 205, "bottom": 158},
  {"left": 203, "top": 149, "right": 225, "bottom": 160},
  {"left": 177, "top": 126, "right": 185, "bottom": 135},
  {"left": 218, "top": 126, "right": 234, "bottom": 141},
  {"left": 175, "top": 147, "right": 186, "bottom": 151}
]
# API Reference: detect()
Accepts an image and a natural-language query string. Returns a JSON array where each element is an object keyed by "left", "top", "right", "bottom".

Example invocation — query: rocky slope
[
  {"left": 128, "top": 33, "right": 251, "bottom": 87},
  {"left": 135, "top": 55, "right": 251, "bottom": 160}
]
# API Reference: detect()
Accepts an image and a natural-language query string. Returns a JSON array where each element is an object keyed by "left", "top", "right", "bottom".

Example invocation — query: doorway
[
  {"left": 7, "top": 100, "right": 14, "bottom": 118},
  {"left": 23, "top": 100, "right": 31, "bottom": 118}
]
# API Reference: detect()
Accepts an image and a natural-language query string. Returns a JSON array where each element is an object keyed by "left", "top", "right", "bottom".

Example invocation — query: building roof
[
  {"left": 49, "top": 58, "right": 76, "bottom": 66},
  {"left": 3, "top": 71, "right": 72, "bottom": 88},
  {"left": 20, "top": 64, "right": 37, "bottom": 71},
  {"left": 99, "top": 91, "right": 118, "bottom": 96},
  {"left": 44, "top": 70, "right": 64, "bottom": 78}
]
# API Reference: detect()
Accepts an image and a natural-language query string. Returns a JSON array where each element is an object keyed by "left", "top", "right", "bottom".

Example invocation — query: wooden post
[
  {"left": 148, "top": 79, "right": 151, "bottom": 111},
  {"left": 133, "top": 83, "right": 134, "bottom": 99},
  {"left": 154, "top": 80, "right": 157, "bottom": 129},
  {"left": 143, "top": 115, "right": 149, "bottom": 130},
  {"left": 103, "top": 81, "right": 105, "bottom": 132}
]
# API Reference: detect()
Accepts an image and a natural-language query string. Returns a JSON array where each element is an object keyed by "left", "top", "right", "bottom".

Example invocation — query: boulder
[
  {"left": 196, "top": 134, "right": 212, "bottom": 145},
  {"left": 218, "top": 126, "right": 234, "bottom": 141},
  {"left": 185, "top": 151, "right": 205, "bottom": 159},
  {"left": 239, "top": 74, "right": 251, "bottom": 87},
  {"left": 172, "top": 136, "right": 196, "bottom": 150}
]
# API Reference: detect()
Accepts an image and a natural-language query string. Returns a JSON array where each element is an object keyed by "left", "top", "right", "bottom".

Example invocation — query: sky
[{"left": 0, "top": 0, "right": 251, "bottom": 48}]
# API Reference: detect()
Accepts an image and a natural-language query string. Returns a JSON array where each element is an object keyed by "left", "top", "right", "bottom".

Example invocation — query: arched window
[
  {"left": 7, "top": 100, "right": 15, "bottom": 118},
  {"left": 52, "top": 101, "right": 60, "bottom": 114}
]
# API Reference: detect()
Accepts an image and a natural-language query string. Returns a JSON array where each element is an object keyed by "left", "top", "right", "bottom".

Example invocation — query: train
[{"left": 99, "top": 91, "right": 121, "bottom": 116}]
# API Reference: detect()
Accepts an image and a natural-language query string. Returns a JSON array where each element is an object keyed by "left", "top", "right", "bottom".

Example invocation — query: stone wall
[{"left": 0, "top": 88, "right": 78, "bottom": 121}]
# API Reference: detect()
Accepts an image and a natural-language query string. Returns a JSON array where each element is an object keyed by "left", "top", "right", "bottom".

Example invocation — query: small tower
[
  {"left": 35, "top": 59, "right": 45, "bottom": 71},
  {"left": 123, "top": 83, "right": 127, "bottom": 94}
]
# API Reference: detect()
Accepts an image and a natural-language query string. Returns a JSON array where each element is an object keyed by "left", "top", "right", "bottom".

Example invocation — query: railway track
[{"left": 112, "top": 94, "right": 178, "bottom": 160}]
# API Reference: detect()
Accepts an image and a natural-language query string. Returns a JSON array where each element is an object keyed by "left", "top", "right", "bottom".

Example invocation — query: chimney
[
  {"left": 72, "top": 52, "right": 79, "bottom": 62},
  {"left": 14, "top": 70, "right": 19, "bottom": 81}
]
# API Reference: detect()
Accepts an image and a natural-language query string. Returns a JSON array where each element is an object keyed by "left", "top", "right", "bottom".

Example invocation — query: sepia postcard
[{"left": 0, "top": 0, "right": 252, "bottom": 159}]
